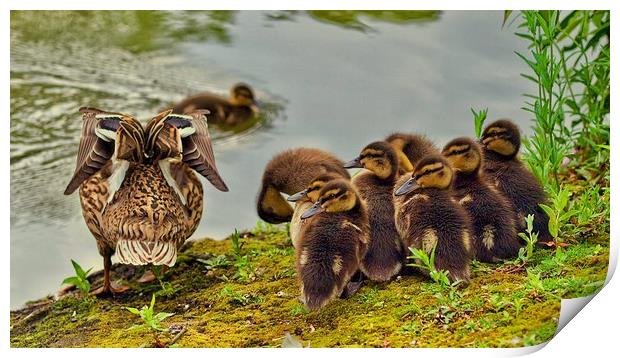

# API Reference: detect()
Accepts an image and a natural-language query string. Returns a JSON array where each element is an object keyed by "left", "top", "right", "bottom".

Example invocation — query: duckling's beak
[
  {"left": 343, "top": 157, "right": 362, "bottom": 169},
  {"left": 300, "top": 201, "right": 324, "bottom": 219},
  {"left": 250, "top": 101, "right": 260, "bottom": 114},
  {"left": 394, "top": 177, "right": 419, "bottom": 196},
  {"left": 287, "top": 189, "right": 308, "bottom": 202}
]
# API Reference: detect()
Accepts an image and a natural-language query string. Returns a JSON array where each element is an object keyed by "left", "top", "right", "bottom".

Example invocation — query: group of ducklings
[{"left": 257, "top": 119, "right": 551, "bottom": 311}]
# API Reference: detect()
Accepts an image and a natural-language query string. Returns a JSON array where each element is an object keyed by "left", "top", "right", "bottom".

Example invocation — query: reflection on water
[
  {"left": 10, "top": 10, "right": 532, "bottom": 308},
  {"left": 265, "top": 10, "right": 440, "bottom": 31}
]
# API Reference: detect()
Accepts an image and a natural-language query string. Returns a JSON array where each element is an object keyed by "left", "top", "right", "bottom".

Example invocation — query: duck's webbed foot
[
  {"left": 136, "top": 270, "right": 157, "bottom": 284},
  {"left": 91, "top": 281, "right": 131, "bottom": 297},
  {"left": 90, "top": 254, "right": 130, "bottom": 297}
]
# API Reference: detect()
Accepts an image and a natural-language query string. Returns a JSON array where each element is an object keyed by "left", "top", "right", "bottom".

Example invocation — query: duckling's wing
[
  {"left": 182, "top": 111, "right": 229, "bottom": 192},
  {"left": 63, "top": 108, "right": 116, "bottom": 195}
]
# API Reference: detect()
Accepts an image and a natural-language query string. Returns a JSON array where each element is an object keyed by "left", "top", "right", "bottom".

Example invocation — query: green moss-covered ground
[{"left": 10, "top": 222, "right": 608, "bottom": 348}]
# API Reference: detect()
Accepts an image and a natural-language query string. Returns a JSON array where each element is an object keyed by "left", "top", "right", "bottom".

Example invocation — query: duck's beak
[
  {"left": 250, "top": 100, "right": 260, "bottom": 114},
  {"left": 287, "top": 189, "right": 308, "bottom": 202},
  {"left": 343, "top": 157, "right": 362, "bottom": 169},
  {"left": 301, "top": 201, "right": 324, "bottom": 219},
  {"left": 394, "top": 177, "right": 419, "bottom": 196}
]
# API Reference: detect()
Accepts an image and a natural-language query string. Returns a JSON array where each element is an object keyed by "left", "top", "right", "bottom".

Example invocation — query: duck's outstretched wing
[
  {"left": 64, "top": 108, "right": 120, "bottom": 195},
  {"left": 150, "top": 109, "right": 229, "bottom": 192}
]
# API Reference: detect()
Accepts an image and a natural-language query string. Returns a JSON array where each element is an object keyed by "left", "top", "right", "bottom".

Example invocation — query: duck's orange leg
[{"left": 91, "top": 254, "right": 130, "bottom": 296}]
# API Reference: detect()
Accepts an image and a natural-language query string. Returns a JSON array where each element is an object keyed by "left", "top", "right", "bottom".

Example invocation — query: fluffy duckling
[
  {"left": 287, "top": 173, "right": 345, "bottom": 248},
  {"left": 393, "top": 155, "right": 472, "bottom": 283},
  {"left": 344, "top": 141, "right": 403, "bottom": 282},
  {"left": 442, "top": 138, "right": 521, "bottom": 262},
  {"left": 257, "top": 148, "right": 349, "bottom": 224},
  {"left": 296, "top": 179, "right": 369, "bottom": 311},
  {"left": 480, "top": 119, "right": 551, "bottom": 244},
  {"left": 170, "top": 83, "right": 259, "bottom": 126},
  {"left": 385, "top": 133, "right": 440, "bottom": 173}
]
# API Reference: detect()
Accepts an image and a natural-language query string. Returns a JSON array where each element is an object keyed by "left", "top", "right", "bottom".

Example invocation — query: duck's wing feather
[
  {"left": 64, "top": 108, "right": 116, "bottom": 195},
  {"left": 144, "top": 109, "right": 228, "bottom": 191}
]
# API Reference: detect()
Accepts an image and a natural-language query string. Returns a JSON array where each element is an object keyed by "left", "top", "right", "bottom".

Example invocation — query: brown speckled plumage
[{"left": 65, "top": 108, "right": 225, "bottom": 295}]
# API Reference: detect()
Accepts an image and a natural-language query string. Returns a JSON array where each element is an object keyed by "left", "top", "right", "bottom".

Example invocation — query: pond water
[{"left": 10, "top": 10, "right": 534, "bottom": 308}]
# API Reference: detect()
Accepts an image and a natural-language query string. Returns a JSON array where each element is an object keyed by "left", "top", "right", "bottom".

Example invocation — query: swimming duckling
[
  {"left": 442, "top": 137, "right": 521, "bottom": 262},
  {"left": 393, "top": 155, "right": 472, "bottom": 283},
  {"left": 296, "top": 179, "right": 369, "bottom": 311},
  {"left": 287, "top": 173, "right": 346, "bottom": 248},
  {"left": 170, "top": 83, "right": 259, "bottom": 126},
  {"left": 64, "top": 108, "right": 228, "bottom": 295},
  {"left": 480, "top": 119, "right": 551, "bottom": 244},
  {"left": 257, "top": 148, "right": 350, "bottom": 224},
  {"left": 385, "top": 133, "right": 440, "bottom": 173},
  {"left": 344, "top": 141, "right": 403, "bottom": 282}
]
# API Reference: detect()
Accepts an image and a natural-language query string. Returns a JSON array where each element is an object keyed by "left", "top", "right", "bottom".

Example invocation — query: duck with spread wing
[{"left": 64, "top": 107, "right": 228, "bottom": 296}]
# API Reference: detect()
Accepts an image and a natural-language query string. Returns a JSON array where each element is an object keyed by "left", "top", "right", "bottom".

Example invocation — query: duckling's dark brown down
[
  {"left": 351, "top": 142, "right": 404, "bottom": 282},
  {"left": 296, "top": 181, "right": 369, "bottom": 311},
  {"left": 481, "top": 119, "right": 551, "bottom": 244},
  {"left": 257, "top": 148, "right": 350, "bottom": 224}
]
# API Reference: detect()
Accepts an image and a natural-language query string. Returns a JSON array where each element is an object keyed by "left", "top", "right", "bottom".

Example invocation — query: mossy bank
[{"left": 10, "top": 221, "right": 608, "bottom": 348}]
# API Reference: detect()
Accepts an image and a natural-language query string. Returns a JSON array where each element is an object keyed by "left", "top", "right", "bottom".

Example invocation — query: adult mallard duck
[{"left": 64, "top": 107, "right": 228, "bottom": 295}]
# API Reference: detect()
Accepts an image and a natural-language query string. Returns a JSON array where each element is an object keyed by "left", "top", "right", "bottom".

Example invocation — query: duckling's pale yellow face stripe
[
  {"left": 485, "top": 127, "right": 508, "bottom": 135},
  {"left": 361, "top": 148, "right": 384, "bottom": 157},
  {"left": 307, "top": 180, "right": 326, "bottom": 202},
  {"left": 322, "top": 189, "right": 356, "bottom": 213},
  {"left": 445, "top": 144, "right": 470, "bottom": 155},
  {"left": 416, "top": 162, "right": 443, "bottom": 176}
]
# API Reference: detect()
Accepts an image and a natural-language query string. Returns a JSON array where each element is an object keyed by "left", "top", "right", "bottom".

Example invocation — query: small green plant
[
  {"left": 151, "top": 266, "right": 180, "bottom": 297},
  {"left": 231, "top": 229, "right": 244, "bottom": 256},
  {"left": 198, "top": 254, "right": 231, "bottom": 269},
  {"left": 471, "top": 107, "right": 488, "bottom": 138},
  {"left": 408, "top": 245, "right": 452, "bottom": 288},
  {"left": 398, "top": 321, "right": 421, "bottom": 335},
  {"left": 62, "top": 259, "right": 92, "bottom": 296},
  {"left": 512, "top": 296, "right": 525, "bottom": 317},
  {"left": 125, "top": 294, "right": 174, "bottom": 332},
  {"left": 219, "top": 286, "right": 263, "bottom": 306},
  {"left": 539, "top": 185, "right": 579, "bottom": 243},
  {"left": 290, "top": 304, "right": 309, "bottom": 316},
  {"left": 572, "top": 185, "right": 608, "bottom": 230},
  {"left": 517, "top": 214, "right": 539, "bottom": 263},
  {"left": 229, "top": 229, "right": 256, "bottom": 282},
  {"left": 489, "top": 293, "right": 509, "bottom": 312},
  {"left": 250, "top": 220, "right": 283, "bottom": 236}
]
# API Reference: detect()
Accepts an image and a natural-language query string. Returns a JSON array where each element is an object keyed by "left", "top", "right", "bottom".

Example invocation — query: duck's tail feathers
[
  {"left": 115, "top": 240, "right": 177, "bottom": 267},
  {"left": 300, "top": 263, "right": 341, "bottom": 311}
]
